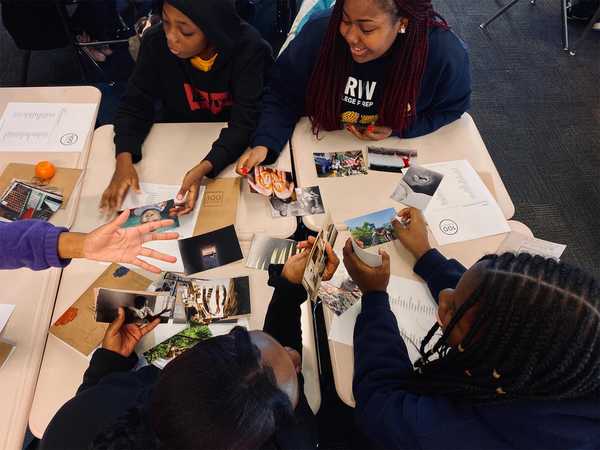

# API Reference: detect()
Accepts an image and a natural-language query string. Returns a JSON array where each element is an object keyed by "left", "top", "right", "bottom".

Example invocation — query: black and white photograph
[
  {"left": 246, "top": 235, "right": 299, "bottom": 270},
  {"left": 94, "top": 289, "right": 172, "bottom": 325},
  {"left": 302, "top": 219, "right": 338, "bottom": 301},
  {"left": 177, "top": 225, "right": 244, "bottom": 275},
  {"left": 390, "top": 165, "right": 444, "bottom": 210},
  {"left": 269, "top": 186, "right": 325, "bottom": 218},
  {"left": 367, "top": 147, "right": 418, "bottom": 173}
]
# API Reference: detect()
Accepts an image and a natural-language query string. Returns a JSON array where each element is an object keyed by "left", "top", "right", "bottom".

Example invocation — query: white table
[
  {"left": 29, "top": 124, "right": 319, "bottom": 438},
  {"left": 291, "top": 114, "right": 515, "bottom": 232},
  {"left": 324, "top": 220, "right": 533, "bottom": 406},
  {"left": 0, "top": 86, "right": 100, "bottom": 450}
]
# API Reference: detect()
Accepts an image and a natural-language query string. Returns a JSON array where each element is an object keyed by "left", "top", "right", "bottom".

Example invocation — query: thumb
[
  {"left": 110, "top": 209, "right": 130, "bottom": 229},
  {"left": 177, "top": 176, "right": 192, "bottom": 202},
  {"left": 131, "top": 173, "right": 141, "bottom": 193},
  {"left": 379, "top": 249, "right": 391, "bottom": 268},
  {"left": 106, "top": 307, "right": 126, "bottom": 337}
]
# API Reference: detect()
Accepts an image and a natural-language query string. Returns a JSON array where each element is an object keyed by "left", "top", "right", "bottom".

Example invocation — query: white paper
[
  {"left": 328, "top": 276, "right": 440, "bottom": 364},
  {"left": 122, "top": 183, "right": 206, "bottom": 272},
  {"left": 497, "top": 232, "right": 566, "bottom": 260},
  {"left": 422, "top": 160, "right": 510, "bottom": 245},
  {"left": 0, "top": 102, "right": 96, "bottom": 152},
  {"left": 0, "top": 304, "right": 16, "bottom": 334},
  {"left": 351, "top": 239, "right": 382, "bottom": 267}
]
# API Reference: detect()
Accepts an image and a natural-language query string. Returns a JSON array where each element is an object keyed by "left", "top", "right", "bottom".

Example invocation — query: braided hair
[
  {"left": 304, "top": 0, "right": 447, "bottom": 136},
  {"left": 411, "top": 252, "right": 600, "bottom": 403}
]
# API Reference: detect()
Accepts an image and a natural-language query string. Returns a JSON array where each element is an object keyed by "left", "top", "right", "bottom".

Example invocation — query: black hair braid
[{"left": 408, "top": 252, "right": 600, "bottom": 403}]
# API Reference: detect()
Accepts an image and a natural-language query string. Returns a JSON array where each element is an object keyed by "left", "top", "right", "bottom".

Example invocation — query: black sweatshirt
[
  {"left": 39, "top": 265, "right": 317, "bottom": 450},
  {"left": 114, "top": 0, "right": 273, "bottom": 177}
]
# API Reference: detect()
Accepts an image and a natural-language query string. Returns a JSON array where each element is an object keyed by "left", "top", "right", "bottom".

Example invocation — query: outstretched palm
[{"left": 83, "top": 210, "right": 179, "bottom": 273}]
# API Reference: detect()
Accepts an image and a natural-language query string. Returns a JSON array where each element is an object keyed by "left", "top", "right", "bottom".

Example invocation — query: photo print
[
  {"left": 302, "top": 218, "right": 338, "bottom": 302},
  {"left": 248, "top": 167, "right": 295, "bottom": 200},
  {"left": 390, "top": 165, "right": 444, "bottom": 210},
  {"left": 269, "top": 186, "right": 325, "bottom": 218},
  {"left": 177, "top": 225, "right": 244, "bottom": 275},
  {"left": 367, "top": 147, "right": 418, "bottom": 173},
  {"left": 344, "top": 208, "right": 396, "bottom": 249},
  {"left": 246, "top": 235, "right": 299, "bottom": 271},
  {"left": 0, "top": 179, "right": 63, "bottom": 222},
  {"left": 94, "top": 289, "right": 173, "bottom": 325},
  {"left": 313, "top": 150, "right": 368, "bottom": 178},
  {"left": 156, "top": 272, "right": 251, "bottom": 325},
  {"left": 319, "top": 279, "right": 361, "bottom": 316},
  {"left": 120, "top": 199, "right": 181, "bottom": 232},
  {"left": 144, "top": 323, "right": 212, "bottom": 369}
]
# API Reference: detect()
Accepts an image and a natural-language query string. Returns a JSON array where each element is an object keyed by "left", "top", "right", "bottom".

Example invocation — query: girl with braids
[
  {"left": 343, "top": 207, "right": 600, "bottom": 450},
  {"left": 236, "top": 0, "right": 470, "bottom": 174}
]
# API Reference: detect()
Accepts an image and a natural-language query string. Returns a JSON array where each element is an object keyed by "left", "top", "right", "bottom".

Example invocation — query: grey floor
[{"left": 1, "top": 0, "right": 599, "bottom": 277}]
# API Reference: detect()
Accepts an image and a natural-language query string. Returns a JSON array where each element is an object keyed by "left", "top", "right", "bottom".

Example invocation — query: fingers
[
  {"left": 143, "top": 231, "right": 180, "bottom": 242},
  {"left": 137, "top": 219, "right": 175, "bottom": 235},
  {"left": 139, "top": 246, "right": 177, "bottom": 263},
  {"left": 379, "top": 249, "right": 391, "bottom": 270},
  {"left": 236, "top": 153, "right": 251, "bottom": 176},
  {"left": 106, "top": 307, "right": 126, "bottom": 336},
  {"left": 140, "top": 317, "right": 161, "bottom": 335},
  {"left": 322, "top": 242, "right": 340, "bottom": 281},
  {"left": 297, "top": 235, "right": 316, "bottom": 250},
  {"left": 342, "top": 237, "right": 360, "bottom": 268},
  {"left": 108, "top": 209, "right": 130, "bottom": 230},
  {"left": 131, "top": 173, "right": 141, "bottom": 193},
  {"left": 345, "top": 125, "right": 365, "bottom": 140},
  {"left": 185, "top": 184, "right": 198, "bottom": 213},
  {"left": 113, "top": 181, "right": 130, "bottom": 212},
  {"left": 132, "top": 257, "right": 162, "bottom": 274}
]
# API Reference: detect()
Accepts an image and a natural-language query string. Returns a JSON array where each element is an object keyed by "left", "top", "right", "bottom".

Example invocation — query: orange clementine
[{"left": 35, "top": 161, "right": 56, "bottom": 181}]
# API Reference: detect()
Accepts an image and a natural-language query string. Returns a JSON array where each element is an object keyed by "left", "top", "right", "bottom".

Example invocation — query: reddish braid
[{"left": 305, "top": 0, "right": 448, "bottom": 136}]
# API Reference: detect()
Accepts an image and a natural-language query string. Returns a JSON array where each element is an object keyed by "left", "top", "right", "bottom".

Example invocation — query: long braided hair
[
  {"left": 411, "top": 252, "right": 600, "bottom": 403},
  {"left": 304, "top": 0, "right": 447, "bottom": 136}
]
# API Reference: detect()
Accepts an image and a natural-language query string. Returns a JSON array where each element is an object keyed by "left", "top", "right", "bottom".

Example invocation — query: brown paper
[
  {"left": 193, "top": 177, "right": 241, "bottom": 236},
  {"left": 0, "top": 340, "right": 15, "bottom": 369},
  {"left": 0, "top": 163, "right": 82, "bottom": 208},
  {"left": 50, "top": 264, "right": 152, "bottom": 356}
]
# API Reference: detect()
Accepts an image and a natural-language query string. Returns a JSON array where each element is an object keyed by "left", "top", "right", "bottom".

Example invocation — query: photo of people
[
  {"left": 302, "top": 220, "right": 338, "bottom": 301},
  {"left": 391, "top": 165, "right": 444, "bottom": 210},
  {"left": 269, "top": 186, "right": 325, "bottom": 218},
  {"left": 94, "top": 289, "right": 172, "bottom": 325},
  {"left": 246, "top": 235, "right": 299, "bottom": 271},
  {"left": 177, "top": 225, "right": 244, "bottom": 275},
  {"left": 158, "top": 272, "right": 251, "bottom": 325},
  {"left": 143, "top": 324, "right": 212, "bottom": 369},
  {"left": 344, "top": 208, "right": 397, "bottom": 248},
  {"left": 313, "top": 150, "right": 368, "bottom": 177},
  {"left": 120, "top": 199, "right": 181, "bottom": 232},
  {"left": 367, "top": 147, "right": 418, "bottom": 173},
  {"left": 248, "top": 167, "right": 295, "bottom": 200},
  {"left": 0, "top": 180, "right": 63, "bottom": 222}
]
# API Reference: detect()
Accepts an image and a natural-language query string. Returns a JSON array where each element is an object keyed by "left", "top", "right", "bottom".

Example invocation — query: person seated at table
[
  {"left": 235, "top": 0, "right": 470, "bottom": 173},
  {"left": 342, "top": 207, "right": 600, "bottom": 450},
  {"left": 0, "top": 210, "right": 177, "bottom": 274},
  {"left": 39, "top": 237, "right": 340, "bottom": 450},
  {"left": 101, "top": 0, "right": 273, "bottom": 215}
]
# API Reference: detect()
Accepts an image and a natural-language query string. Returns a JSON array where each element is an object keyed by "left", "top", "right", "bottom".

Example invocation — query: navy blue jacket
[
  {"left": 253, "top": 12, "right": 471, "bottom": 161},
  {"left": 353, "top": 249, "right": 600, "bottom": 450}
]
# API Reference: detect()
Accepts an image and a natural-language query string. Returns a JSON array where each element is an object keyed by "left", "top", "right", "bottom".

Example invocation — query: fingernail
[
  {"left": 176, "top": 194, "right": 183, "bottom": 201},
  {"left": 367, "top": 125, "right": 375, "bottom": 133},
  {"left": 241, "top": 167, "right": 249, "bottom": 176}
]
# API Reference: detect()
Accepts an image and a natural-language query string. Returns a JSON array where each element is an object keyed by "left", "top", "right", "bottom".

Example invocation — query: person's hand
[
  {"left": 247, "top": 166, "right": 274, "bottom": 196},
  {"left": 345, "top": 124, "right": 392, "bottom": 141},
  {"left": 102, "top": 307, "right": 160, "bottom": 357},
  {"left": 100, "top": 153, "right": 140, "bottom": 213},
  {"left": 82, "top": 209, "right": 179, "bottom": 273},
  {"left": 392, "top": 207, "right": 432, "bottom": 260},
  {"left": 176, "top": 160, "right": 213, "bottom": 216},
  {"left": 236, "top": 146, "right": 268, "bottom": 176},
  {"left": 343, "top": 238, "right": 390, "bottom": 294},
  {"left": 272, "top": 169, "right": 295, "bottom": 200},
  {"left": 282, "top": 236, "right": 340, "bottom": 285}
]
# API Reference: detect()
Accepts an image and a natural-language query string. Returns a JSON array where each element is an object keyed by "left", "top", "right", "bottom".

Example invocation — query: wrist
[
  {"left": 413, "top": 245, "right": 432, "bottom": 260},
  {"left": 57, "top": 232, "right": 87, "bottom": 259},
  {"left": 196, "top": 160, "right": 213, "bottom": 175},
  {"left": 116, "top": 153, "right": 134, "bottom": 168}
]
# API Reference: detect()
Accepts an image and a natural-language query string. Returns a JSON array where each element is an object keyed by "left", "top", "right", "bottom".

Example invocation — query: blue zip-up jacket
[
  {"left": 353, "top": 249, "right": 600, "bottom": 450},
  {"left": 253, "top": 12, "right": 471, "bottom": 161}
]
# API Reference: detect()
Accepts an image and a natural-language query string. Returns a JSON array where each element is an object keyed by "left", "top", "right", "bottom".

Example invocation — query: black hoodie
[{"left": 113, "top": 0, "right": 272, "bottom": 176}]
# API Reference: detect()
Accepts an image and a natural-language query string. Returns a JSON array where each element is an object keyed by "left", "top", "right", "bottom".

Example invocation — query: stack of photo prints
[
  {"left": 302, "top": 216, "right": 338, "bottom": 301},
  {"left": 247, "top": 166, "right": 326, "bottom": 218},
  {"left": 0, "top": 179, "right": 63, "bottom": 222},
  {"left": 313, "top": 151, "right": 368, "bottom": 178}
]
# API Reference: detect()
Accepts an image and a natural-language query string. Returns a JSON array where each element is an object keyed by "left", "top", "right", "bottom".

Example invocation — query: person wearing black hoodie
[
  {"left": 38, "top": 236, "right": 337, "bottom": 450},
  {"left": 101, "top": 0, "right": 272, "bottom": 215}
]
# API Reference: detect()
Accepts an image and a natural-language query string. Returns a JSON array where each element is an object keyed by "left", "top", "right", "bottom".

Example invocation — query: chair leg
[
  {"left": 569, "top": 2, "right": 600, "bottom": 55},
  {"left": 480, "top": 0, "right": 523, "bottom": 29}
]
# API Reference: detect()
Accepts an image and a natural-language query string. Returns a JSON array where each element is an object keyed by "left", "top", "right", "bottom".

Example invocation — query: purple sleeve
[{"left": 0, "top": 220, "right": 71, "bottom": 270}]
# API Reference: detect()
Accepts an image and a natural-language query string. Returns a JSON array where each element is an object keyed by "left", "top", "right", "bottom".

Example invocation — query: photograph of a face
[
  {"left": 94, "top": 289, "right": 174, "bottom": 325},
  {"left": 177, "top": 225, "right": 243, "bottom": 275},
  {"left": 367, "top": 147, "right": 418, "bottom": 173},
  {"left": 158, "top": 272, "right": 251, "bottom": 325},
  {"left": 302, "top": 219, "right": 338, "bottom": 302},
  {"left": 246, "top": 235, "right": 299, "bottom": 271},
  {"left": 0, "top": 179, "right": 63, "bottom": 222},
  {"left": 314, "top": 151, "right": 368, "bottom": 178},
  {"left": 269, "top": 186, "right": 325, "bottom": 218},
  {"left": 391, "top": 165, "right": 444, "bottom": 210},
  {"left": 120, "top": 199, "right": 181, "bottom": 232},
  {"left": 143, "top": 324, "right": 212, "bottom": 369},
  {"left": 248, "top": 167, "right": 295, "bottom": 200},
  {"left": 344, "top": 208, "right": 396, "bottom": 248}
]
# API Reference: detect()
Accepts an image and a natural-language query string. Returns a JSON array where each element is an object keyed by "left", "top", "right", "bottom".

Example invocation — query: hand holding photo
[
  {"left": 344, "top": 208, "right": 397, "bottom": 248},
  {"left": 248, "top": 167, "right": 294, "bottom": 200},
  {"left": 119, "top": 199, "right": 181, "bottom": 232},
  {"left": 302, "top": 218, "right": 339, "bottom": 301},
  {"left": 269, "top": 186, "right": 325, "bottom": 218},
  {"left": 390, "top": 165, "right": 444, "bottom": 210},
  {"left": 351, "top": 239, "right": 383, "bottom": 267},
  {"left": 314, "top": 151, "right": 368, "bottom": 178},
  {"left": 367, "top": 147, "right": 417, "bottom": 173},
  {"left": 94, "top": 289, "right": 171, "bottom": 325}
]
